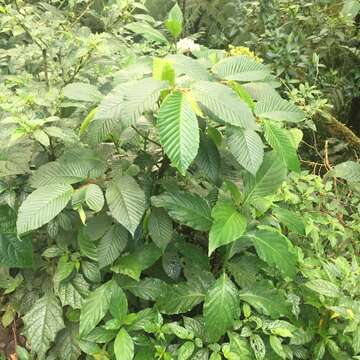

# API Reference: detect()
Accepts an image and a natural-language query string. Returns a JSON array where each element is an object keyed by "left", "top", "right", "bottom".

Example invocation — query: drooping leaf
[
  {"left": 255, "top": 97, "right": 305, "bottom": 123},
  {"left": 244, "top": 151, "right": 287, "bottom": 203},
  {"left": 79, "top": 280, "right": 113, "bottom": 337},
  {"left": 263, "top": 121, "right": 300, "bottom": 172},
  {"left": 106, "top": 175, "right": 145, "bottom": 236},
  {"left": 227, "top": 126, "right": 264, "bottom": 175},
  {"left": 114, "top": 328, "right": 134, "bottom": 360},
  {"left": 126, "top": 22, "right": 168, "bottom": 43},
  {"left": 239, "top": 281, "right": 292, "bottom": 318},
  {"left": 23, "top": 295, "right": 65, "bottom": 359},
  {"left": 111, "top": 243, "right": 161, "bottom": 280},
  {"left": 212, "top": 56, "right": 270, "bottom": 82},
  {"left": 209, "top": 201, "right": 247, "bottom": 255},
  {"left": 97, "top": 224, "right": 128, "bottom": 268},
  {"left": 157, "top": 91, "right": 199, "bottom": 175},
  {"left": 273, "top": 207, "right": 305, "bottom": 235},
  {"left": 17, "top": 184, "right": 74, "bottom": 235},
  {"left": 0, "top": 233, "right": 33, "bottom": 267},
  {"left": 203, "top": 274, "right": 240, "bottom": 343},
  {"left": 152, "top": 191, "right": 212, "bottom": 231},
  {"left": 63, "top": 82, "right": 102, "bottom": 103},
  {"left": 148, "top": 207, "right": 173, "bottom": 251},
  {"left": 248, "top": 230, "right": 297, "bottom": 279},
  {"left": 191, "top": 81, "right": 256, "bottom": 128}
]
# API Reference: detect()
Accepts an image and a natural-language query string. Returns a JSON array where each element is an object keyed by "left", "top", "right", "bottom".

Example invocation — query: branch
[{"left": 131, "top": 126, "right": 161, "bottom": 147}]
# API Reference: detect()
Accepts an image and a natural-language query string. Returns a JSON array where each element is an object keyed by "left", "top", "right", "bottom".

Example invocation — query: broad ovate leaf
[
  {"left": 148, "top": 207, "right": 173, "bottom": 252},
  {"left": 227, "top": 126, "right": 264, "bottom": 175},
  {"left": 203, "top": 274, "right": 240, "bottom": 343},
  {"left": 17, "top": 184, "right": 74, "bottom": 235},
  {"left": 209, "top": 201, "right": 247, "bottom": 255},
  {"left": 114, "top": 328, "right": 134, "bottom": 360},
  {"left": 63, "top": 82, "right": 102, "bottom": 103},
  {"left": 157, "top": 91, "right": 199, "bottom": 175},
  {"left": 152, "top": 191, "right": 212, "bottom": 231},
  {"left": 106, "top": 175, "right": 145, "bottom": 236},
  {"left": 85, "top": 184, "right": 104, "bottom": 212},
  {"left": 255, "top": 97, "right": 305, "bottom": 123},
  {"left": 263, "top": 120, "right": 300, "bottom": 172},
  {"left": 165, "top": 3, "right": 183, "bottom": 38},
  {"left": 23, "top": 295, "right": 65, "bottom": 359}
]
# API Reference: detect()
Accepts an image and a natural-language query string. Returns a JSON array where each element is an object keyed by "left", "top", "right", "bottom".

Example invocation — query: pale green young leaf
[
  {"left": 203, "top": 274, "right": 240, "bottom": 343},
  {"left": 305, "top": 279, "right": 340, "bottom": 298},
  {"left": 114, "top": 328, "right": 134, "bottom": 360},
  {"left": 63, "top": 82, "right": 102, "bottom": 103},
  {"left": 17, "top": 184, "right": 74, "bottom": 235},
  {"left": 23, "top": 295, "right": 65, "bottom": 359},
  {"left": 153, "top": 58, "right": 175, "bottom": 85},
  {"left": 263, "top": 121, "right": 300, "bottom": 172},
  {"left": 85, "top": 184, "right": 104, "bottom": 212},
  {"left": 126, "top": 22, "right": 168, "bottom": 43},
  {"left": 227, "top": 126, "right": 264, "bottom": 175},
  {"left": 106, "top": 175, "right": 145, "bottom": 236},
  {"left": 209, "top": 201, "right": 247, "bottom": 255},
  {"left": 79, "top": 281, "right": 113, "bottom": 337},
  {"left": 165, "top": 3, "right": 183, "bottom": 38},
  {"left": 157, "top": 91, "right": 199, "bottom": 175},
  {"left": 178, "top": 341, "right": 195, "bottom": 360},
  {"left": 152, "top": 191, "right": 212, "bottom": 231}
]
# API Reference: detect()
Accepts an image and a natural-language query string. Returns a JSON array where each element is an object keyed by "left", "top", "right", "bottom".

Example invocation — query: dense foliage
[{"left": 0, "top": 1, "right": 360, "bottom": 360}]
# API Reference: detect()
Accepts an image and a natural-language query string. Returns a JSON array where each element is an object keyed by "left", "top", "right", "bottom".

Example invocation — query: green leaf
[
  {"left": 212, "top": 56, "right": 270, "bottom": 82},
  {"left": 242, "top": 82, "right": 279, "bottom": 101},
  {"left": 17, "top": 184, "right": 74, "bottom": 235},
  {"left": 152, "top": 191, "right": 212, "bottom": 231},
  {"left": 0, "top": 233, "right": 33, "bottom": 267},
  {"left": 195, "top": 133, "right": 221, "bottom": 183},
  {"left": 53, "top": 324, "right": 81, "bottom": 360},
  {"left": 148, "top": 207, "right": 173, "bottom": 252},
  {"left": 126, "top": 22, "right": 168, "bottom": 43},
  {"left": 97, "top": 224, "right": 128, "bottom": 268},
  {"left": 23, "top": 295, "right": 65, "bottom": 359},
  {"left": 244, "top": 151, "right": 287, "bottom": 203},
  {"left": 227, "top": 127, "right": 264, "bottom": 175},
  {"left": 255, "top": 97, "right": 305, "bottom": 123},
  {"left": 273, "top": 207, "right": 305, "bottom": 235},
  {"left": 166, "top": 54, "right": 210, "bottom": 81},
  {"left": 248, "top": 230, "right": 297, "bottom": 279},
  {"left": 111, "top": 243, "right": 161, "bottom": 280},
  {"left": 114, "top": 328, "right": 134, "bottom": 360},
  {"left": 178, "top": 341, "right": 195, "bottom": 360},
  {"left": 203, "top": 273, "right": 240, "bottom": 343},
  {"left": 63, "top": 82, "right": 102, "bottom": 102},
  {"left": 165, "top": 3, "right": 183, "bottom": 38},
  {"left": 153, "top": 58, "right": 175, "bottom": 85},
  {"left": 57, "top": 274, "right": 90, "bottom": 309},
  {"left": 85, "top": 184, "right": 104, "bottom": 212},
  {"left": 331, "top": 161, "right": 360, "bottom": 182},
  {"left": 239, "top": 281, "right": 291, "bottom": 318},
  {"left": 110, "top": 282, "right": 128, "bottom": 321},
  {"left": 305, "top": 279, "right": 340, "bottom": 298},
  {"left": 79, "top": 281, "right": 113, "bottom": 337},
  {"left": 157, "top": 91, "right": 199, "bottom": 175},
  {"left": 0, "top": 205, "right": 16, "bottom": 233},
  {"left": 263, "top": 121, "right": 300, "bottom": 172},
  {"left": 209, "top": 201, "right": 247, "bottom": 255},
  {"left": 120, "top": 277, "right": 167, "bottom": 301},
  {"left": 106, "top": 175, "right": 145, "bottom": 236},
  {"left": 191, "top": 81, "right": 256, "bottom": 129},
  {"left": 269, "top": 336, "right": 286, "bottom": 359},
  {"left": 228, "top": 331, "right": 254, "bottom": 359}
]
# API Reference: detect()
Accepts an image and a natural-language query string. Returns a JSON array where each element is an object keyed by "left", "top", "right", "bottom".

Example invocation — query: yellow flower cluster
[{"left": 227, "top": 45, "right": 263, "bottom": 63}]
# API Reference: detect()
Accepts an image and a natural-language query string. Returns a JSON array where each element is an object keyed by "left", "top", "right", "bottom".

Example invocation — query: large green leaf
[
  {"left": 79, "top": 280, "right": 113, "bottom": 337},
  {"left": 227, "top": 126, "right": 264, "bottom": 175},
  {"left": 111, "top": 243, "right": 161, "bottom": 280},
  {"left": 191, "top": 81, "right": 256, "bottom": 129},
  {"left": 0, "top": 142, "right": 31, "bottom": 177},
  {"left": 227, "top": 332, "right": 254, "bottom": 360},
  {"left": 97, "top": 224, "right": 128, "bottom": 268},
  {"left": 119, "top": 277, "right": 167, "bottom": 301},
  {"left": 57, "top": 274, "right": 90, "bottom": 309},
  {"left": 53, "top": 324, "right": 81, "bottom": 360},
  {"left": 195, "top": 133, "right": 221, "bottom": 183},
  {"left": 85, "top": 184, "right": 104, "bottom": 212},
  {"left": 255, "top": 97, "right": 305, "bottom": 123},
  {"left": 212, "top": 56, "right": 270, "bottom": 82},
  {"left": 203, "top": 274, "right": 240, "bottom": 343},
  {"left": 263, "top": 121, "right": 300, "bottom": 172},
  {"left": 23, "top": 295, "right": 65, "bottom": 359},
  {"left": 165, "top": 3, "right": 183, "bottom": 38},
  {"left": 114, "top": 328, "right": 134, "bottom": 360},
  {"left": 331, "top": 161, "right": 360, "bottom": 182},
  {"left": 157, "top": 91, "right": 199, "bottom": 175},
  {"left": 17, "top": 184, "right": 74, "bottom": 235},
  {"left": 239, "top": 281, "right": 292, "bottom": 318},
  {"left": 0, "top": 233, "right": 33, "bottom": 267},
  {"left": 248, "top": 230, "right": 297, "bottom": 279},
  {"left": 106, "top": 175, "right": 145, "bottom": 236},
  {"left": 166, "top": 54, "right": 210, "bottom": 81},
  {"left": 242, "top": 82, "right": 280, "bottom": 101},
  {"left": 63, "top": 82, "right": 102, "bottom": 102},
  {"left": 209, "top": 201, "right": 247, "bottom": 255},
  {"left": 244, "top": 151, "right": 287, "bottom": 203},
  {"left": 305, "top": 279, "right": 341, "bottom": 298},
  {"left": 273, "top": 207, "right": 305, "bottom": 235},
  {"left": 148, "top": 207, "right": 173, "bottom": 252},
  {"left": 126, "top": 22, "right": 168, "bottom": 43},
  {"left": 152, "top": 191, "right": 212, "bottom": 231}
]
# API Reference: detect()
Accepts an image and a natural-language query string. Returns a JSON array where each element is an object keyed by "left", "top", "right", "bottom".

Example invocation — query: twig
[
  {"left": 71, "top": 0, "right": 94, "bottom": 27},
  {"left": 42, "top": 49, "right": 50, "bottom": 89},
  {"left": 131, "top": 126, "right": 161, "bottom": 147}
]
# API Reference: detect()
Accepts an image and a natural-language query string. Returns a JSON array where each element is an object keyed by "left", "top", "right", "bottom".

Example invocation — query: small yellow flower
[{"left": 227, "top": 45, "right": 263, "bottom": 63}]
